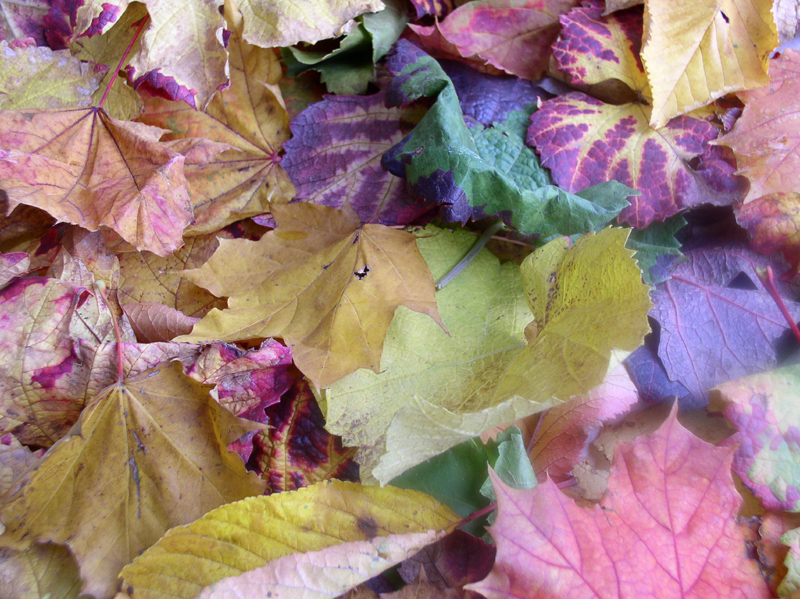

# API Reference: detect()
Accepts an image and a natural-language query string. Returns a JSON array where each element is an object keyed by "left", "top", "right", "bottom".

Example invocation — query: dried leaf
[
  {"left": 178, "top": 203, "right": 441, "bottom": 388},
  {"left": 122, "top": 302, "right": 199, "bottom": 343},
  {"left": 736, "top": 193, "right": 800, "bottom": 274},
  {"left": 0, "top": 252, "right": 29, "bottom": 288},
  {"left": 0, "top": 544, "right": 82, "bottom": 599},
  {"left": 0, "top": 0, "right": 49, "bottom": 44},
  {"left": 0, "top": 361, "right": 265, "bottom": 598}
]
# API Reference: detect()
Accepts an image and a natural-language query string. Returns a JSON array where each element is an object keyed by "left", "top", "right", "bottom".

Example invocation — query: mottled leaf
[
  {"left": 282, "top": 91, "right": 424, "bottom": 224},
  {"left": 527, "top": 92, "right": 745, "bottom": 227},
  {"left": 408, "top": 0, "right": 454, "bottom": 19},
  {"left": 715, "top": 50, "right": 800, "bottom": 203},
  {"left": 136, "top": 24, "right": 295, "bottom": 234},
  {"left": 411, "top": 0, "right": 579, "bottom": 80},
  {"left": 0, "top": 107, "right": 226, "bottom": 256},
  {"left": 0, "top": 252, "right": 29, "bottom": 288},
  {"left": 324, "top": 226, "right": 651, "bottom": 483},
  {"left": 467, "top": 408, "right": 771, "bottom": 599},
  {"left": 652, "top": 246, "right": 800, "bottom": 400},
  {"left": 0, "top": 361, "right": 265, "bottom": 598},
  {"left": 178, "top": 203, "right": 441, "bottom": 388},
  {"left": 0, "top": 39, "right": 106, "bottom": 110},
  {"left": 248, "top": 377, "right": 358, "bottom": 493},
  {"left": 711, "top": 365, "right": 800, "bottom": 511},
  {"left": 120, "top": 481, "right": 460, "bottom": 599},
  {"left": 553, "top": 0, "right": 649, "bottom": 99},
  {"left": 0, "top": 0, "right": 49, "bottom": 44},
  {"left": 642, "top": 0, "right": 777, "bottom": 127},
  {"left": 736, "top": 193, "right": 800, "bottom": 275}
]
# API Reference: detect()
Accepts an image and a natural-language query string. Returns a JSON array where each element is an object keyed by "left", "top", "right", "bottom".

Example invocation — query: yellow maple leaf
[{"left": 177, "top": 203, "right": 442, "bottom": 388}]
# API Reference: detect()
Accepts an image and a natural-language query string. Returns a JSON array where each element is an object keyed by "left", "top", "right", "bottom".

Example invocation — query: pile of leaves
[{"left": 2, "top": 0, "right": 800, "bottom": 597}]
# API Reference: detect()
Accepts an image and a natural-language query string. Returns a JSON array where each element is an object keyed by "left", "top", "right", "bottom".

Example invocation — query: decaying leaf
[
  {"left": 178, "top": 203, "right": 441, "bottom": 388},
  {"left": 120, "top": 481, "right": 460, "bottom": 599},
  {"left": 467, "top": 408, "right": 771, "bottom": 598},
  {"left": 0, "top": 361, "right": 265, "bottom": 598}
]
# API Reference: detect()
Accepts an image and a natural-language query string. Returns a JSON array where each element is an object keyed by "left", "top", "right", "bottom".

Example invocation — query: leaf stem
[
  {"left": 757, "top": 265, "right": 800, "bottom": 346},
  {"left": 96, "top": 281, "right": 125, "bottom": 383},
  {"left": 436, "top": 221, "right": 505, "bottom": 290},
  {"left": 97, "top": 14, "right": 150, "bottom": 109},
  {"left": 459, "top": 502, "right": 497, "bottom": 527}
]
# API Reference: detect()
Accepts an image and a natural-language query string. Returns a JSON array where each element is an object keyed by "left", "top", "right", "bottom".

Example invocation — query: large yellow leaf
[
  {"left": 177, "top": 203, "right": 441, "bottom": 388},
  {"left": 236, "top": 0, "right": 385, "bottom": 48},
  {"left": 136, "top": 23, "right": 295, "bottom": 234},
  {"left": 0, "top": 544, "right": 82, "bottom": 599},
  {"left": 323, "top": 226, "right": 651, "bottom": 483},
  {"left": 642, "top": 0, "right": 777, "bottom": 128},
  {"left": 0, "top": 361, "right": 265, "bottom": 598},
  {"left": 119, "top": 480, "right": 459, "bottom": 599}
]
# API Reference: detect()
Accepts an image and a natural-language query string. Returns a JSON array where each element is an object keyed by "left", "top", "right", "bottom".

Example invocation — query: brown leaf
[{"left": 123, "top": 302, "right": 199, "bottom": 343}]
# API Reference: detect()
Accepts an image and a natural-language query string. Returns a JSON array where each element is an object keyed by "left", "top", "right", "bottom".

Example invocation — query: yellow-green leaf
[
  {"left": 323, "top": 226, "right": 651, "bottom": 483},
  {"left": 0, "top": 361, "right": 265, "bottom": 598},
  {"left": 120, "top": 480, "right": 460, "bottom": 599}
]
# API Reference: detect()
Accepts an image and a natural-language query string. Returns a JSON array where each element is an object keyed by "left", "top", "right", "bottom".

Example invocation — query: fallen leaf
[
  {"left": 735, "top": 193, "right": 800, "bottom": 275},
  {"left": 0, "top": 39, "right": 107, "bottom": 110},
  {"left": 0, "top": 361, "right": 265, "bottom": 598},
  {"left": 0, "top": 433, "right": 43, "bottom": 503},
  {"left": 136, "top": 25, "right": 296, "bottom": 234},
  {"left": 122, "top": 302, "right": 199, "bottom": 343},
  {"left": 758, "top": 512, "right": 800, "bottom": 596},
  {"left": 236, "top": 0, "right": 385, "bottom": 49},
  {"left": 0, "top": 252, "right": 29, "bottom": 288},
  {"left": 324, "top": 226, "right": 651, "bottom": 483},
  {"left": 780, "top": 527, "right": 800, "bottom": 596},
  {"left": 528, "top": 363, "right": 638, "bottom": 484},
  {"left": 552, "top": 0, "right": 649, "bottom": 100},
  {"left": 711, "top": 365, "right": 800, "bottom": 511},
  {"left": 527, "top": 92, "right": 745, "bottom": 227},
  {"left": 0, "top": 107, "right": 227, "bottom": 257},
  {"left": 624, "top": 337, "right": 696, "bottom": 408},
  {"left": 466, "top": 407, "right": 771, "bottom": 599},
  {"left": 715, "top": 49, "right": 800, "bottom": 203},
  {"left": 281, "top": 90, "right": 425, "bottom": 224},
  {"left": 408, "top": 0, "right": 454, "bottom": 19},
  {"left": 247, "top": 377, "right": 359, "bottom": 493},
  {"left": 0, "top": 543, "right": 82, "bottom": 599},
  {"left": 177, "top": 203, "right": 441, "bottom": 388},
  {"left": 651, "top": 246, "right": 800, "bottom": 400},
  {"left": 0, "top": 0, "right": 49, "bottom": 44},
  {"left": 196, "top": 531, "right": 449, "bottom": 599},
  {"left": 641, "top": 0, "right": 777, "bottom": 127},
  {"left": 412, "top": 0, "right": 579, "bottom": 80},
  {"left": 625, "top": 214, "right": 685, "bottom": 284},
  {"left": 120, "top": 480, "right": 460, "bottom": 599}
]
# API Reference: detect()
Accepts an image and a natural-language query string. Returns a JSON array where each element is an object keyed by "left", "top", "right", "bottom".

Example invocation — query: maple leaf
[
  {"left": 0, "top": 361, "right": 265, "bottom": 598},
  {"left": 0, "top": 0, "right": 49, "bottom": 44},
  {"left": 0, "top": 39, "right": 107, "bottom": 110},
  {"left": 246, "top": 377, "right": 359, "bottom": 493},
  {"left": 0, "top": 252, "right": 29, "bottom": 288},
  {"left": 120, "top": 481, "right": 460, "bottom": 599},
  {"left": 527, "top": 92, "right": 746, "bottom": 227},
  {"left": 528, "top": 363, "right": 638, "bottom": 484},
  {"left": 283, "top": 0, "right": 408, "bottom": 95},
  {"left": 281, "top": 90, "right": 426, "bottom": 225},
  {"left": 383, "top": 43, "right": 632, "bottom": 235},
  {"left": 651, "top": 246, "right": 800, "bottom": 400},
  {"left": 641, "top": 0, "right": 777, "bottom": 128},
  {"left": 0, "top": 106, "right": 230, "bottom": 257},
  {"left": 715, "top": 49, "right": 800, "bottom": 204},
  {"left": 324, "top": 225, "right": 651, "bottom": 483},
  {"left": 467, "top": 407, "right": 771, "bottom": 599},
  {"left": 177, "top": 202, "right": 441, "bottom": 388},
  {"left": 409, "top": 0, "right": 579, "bottom": 80},
  {"left": 136, "top": 23, "right": 296, "bottom": 234},
  {"left": 710, "top": 365, "right": 800, "bottom": 511},
  {"left": 552, "top": 0, "right": 649, "bottom": 100}
]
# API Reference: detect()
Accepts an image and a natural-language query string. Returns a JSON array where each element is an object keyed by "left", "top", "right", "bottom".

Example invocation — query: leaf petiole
[
  {"left": 436, "top": 220, "right": 505, "bottom": 290},
  {"left": 97, "top": 14, "right": 150, "bottom": 109},
  {"left": 757, "top": 265, "right": 800, "bottom": 346}
]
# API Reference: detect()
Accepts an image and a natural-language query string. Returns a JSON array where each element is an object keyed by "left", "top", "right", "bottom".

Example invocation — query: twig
[{"left": 436, "top": 221, "right": 505, "bottom": 290}]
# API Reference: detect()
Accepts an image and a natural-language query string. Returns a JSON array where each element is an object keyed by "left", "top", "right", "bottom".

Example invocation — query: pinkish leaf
[
  {"left": 0, "top": 2, "right": 49, "bottom": 45},
  {"left": 0, "top": 252, "right": 29, "bottom": 288},
  {"left": 529, "top": 363, "right": 638, "bottom": 484},
  {"left": 652, "top": 246, "right": 800, "bottom": 400},
  {"left": 282, "top": 91, "right": 427, "bottom": 225},
  {"left": 527, "top": 92, "right": 745, "bottom": 227},
  {"left": 467, "top": 407, "right": 771, "bottom": 599}
]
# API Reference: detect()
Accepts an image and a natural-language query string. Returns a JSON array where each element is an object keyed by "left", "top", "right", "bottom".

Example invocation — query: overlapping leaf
[
  {"left": 0, "top": 0, "right": 49, "bottom": 44},
  {"left": 0, "top": 252, "right": 29, "bottom": 288},
  {"left": 0, "top": 361, "right": 265, "bottom": 598},
  {"left": 467, "top": 408, "right": 771, "bottom": 599},
  {"left": 527, "top": 92, "right": 745, "bottom": 227},
  {"left": 178, "top": 203, "right": 441, "bottom": 388},
  {"left": 642, "top": 0, "right": 777, "bottom": 127},
  {"left": 711, "top": 365, "right": 800, "bottom": 511},
  {"left": 0, "top": 39, "right": 107, "bottom": 110},
  {"left": 0, "top": 544, "right": 82, "bottom": 599},
  {"left": 383, "top": 42, "right": 632, "bottom": 235},
  {"left": 736, "top": 193, "right": 800, "bottom": 275},
  {"left": 323, "top": 225, "right": 651, "bottom": 483},
  {"left": 136, "top": 24, "right": 295, "bottom": 234},
  {"left": 409, "top": 0, "right": 579, "bottom": 80},
  {"left": 120, "top": 481, "right": 460, "bottom": 599},
  {"left": 0, "top": 106, "right": 228, "bottom": 256},
  {"left": 651, "top": 246, "right": 800, "bottom": 399}
]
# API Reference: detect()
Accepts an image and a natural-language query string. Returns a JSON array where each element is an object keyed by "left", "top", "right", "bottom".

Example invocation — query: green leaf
[{"left": 626, "top": 215, "right": 687, "bottom": 284}]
